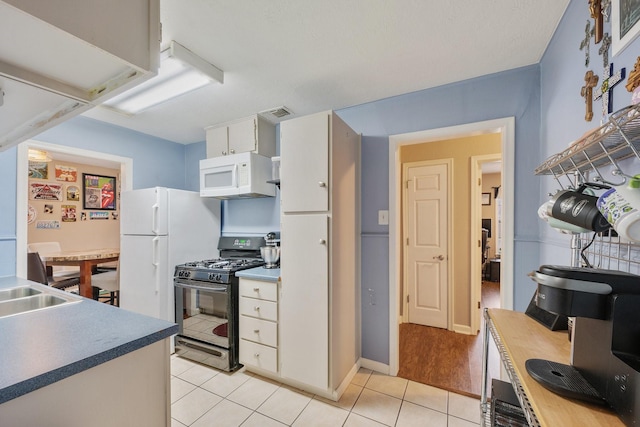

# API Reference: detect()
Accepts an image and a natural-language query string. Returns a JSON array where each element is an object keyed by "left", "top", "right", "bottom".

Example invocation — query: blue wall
[
  {"left": 539, "top": 0, "right": 640, "bottom": 264},
  {"left": 337, "top": 66, "right": 542, "bottom": 363},
  {"left": 2, "top": 0, "right": 636, "bottom": 367}
]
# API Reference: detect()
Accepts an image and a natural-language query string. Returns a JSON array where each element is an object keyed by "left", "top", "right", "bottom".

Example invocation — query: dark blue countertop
[
  {"left": 0, "top": 276, "right": 177, "bottom": 404},
  {"left": 236, "top": 266, "right": 280, "bottom": 282}
]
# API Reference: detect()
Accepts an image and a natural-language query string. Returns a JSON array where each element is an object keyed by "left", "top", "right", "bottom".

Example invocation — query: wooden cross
[
  {"left": 626, "top": 57, "right": 640, "bottom": 92},
  {"left": 599, "top": 32, "right": 611, "bottom": 68},
  {"left": 580, "top": 20, "right": 595, "bottom": 67},
  {"left": 594, "top": 63, "right": 626, "bottom": 116},
  {"left": 590, "top": 0, "right": 603, "bottom": 43},
  {"left": 581, "top": 70, "right": 599, "bottom": 121}
]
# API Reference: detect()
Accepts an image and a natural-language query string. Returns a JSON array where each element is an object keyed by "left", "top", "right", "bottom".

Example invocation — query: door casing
[{"left": 388, "top": 117, "right": 514, "bottom": 376}]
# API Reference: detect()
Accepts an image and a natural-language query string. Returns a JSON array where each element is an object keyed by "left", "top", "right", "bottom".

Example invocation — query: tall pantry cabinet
[{"left": 280, "top": 110, "right": 360, "bottom": 397}]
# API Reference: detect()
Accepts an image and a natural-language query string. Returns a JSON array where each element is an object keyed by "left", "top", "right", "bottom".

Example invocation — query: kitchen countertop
[
  {"left": 236, "top": 266, "right": 280, "bottom": 282},
  {"left": 0, "top": 276, "right": 177, "bottom": 405}
]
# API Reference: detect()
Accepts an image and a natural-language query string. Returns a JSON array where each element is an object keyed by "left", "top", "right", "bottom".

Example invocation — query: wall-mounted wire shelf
[
  {"left": 535, "top": 105, "right": 640, "bottom": 187},
  {"left": 578, "top": 232, "right": 640, "bottom": 273}
]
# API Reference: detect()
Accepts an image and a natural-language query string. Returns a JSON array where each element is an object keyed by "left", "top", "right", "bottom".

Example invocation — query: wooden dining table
[{"left": 41, "top": 248, "right": 120, "bottom": 298}]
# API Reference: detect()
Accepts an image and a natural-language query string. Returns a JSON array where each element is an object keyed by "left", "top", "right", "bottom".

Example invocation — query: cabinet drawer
[
  {"left": 240, "top": 315, "right": 278, "bottom": 347},
  {"left": 240, "top": 339, "right": 278, "bottom": 373},
  {"left": 239, "top": 297, "right": 278, "bottom": 321},
  {"left": 239, "top": 278, "right": 278, "bottom": 302}
]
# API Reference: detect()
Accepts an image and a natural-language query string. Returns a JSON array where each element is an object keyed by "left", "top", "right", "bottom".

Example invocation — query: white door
[
  {"left": 121, "top": 187, "right": 168, "bottom": 235},
  {"left": 120, "top": 235, "right": 170, "bottom": 321},
  {"left": 206, "top": 125, "right": 228, "bottom": 157},
  {"left": 280, "top": 112, "right": 329, "bottom": 213},
  {"left": 280, "top": 214, "right": 329, "bottom": 390},
  {"left": 228, "top": 118, "right": 257, "bottom": 154},
  {"left": 404, "top": 161, "right": 449, "bottom": 328}
]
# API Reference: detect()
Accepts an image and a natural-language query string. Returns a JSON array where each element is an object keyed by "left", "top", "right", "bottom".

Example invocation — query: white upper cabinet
[
  {"left": 280, "top": 111, "right": 330, "bottom": 213},
  {"left": 0, "top": 0, "right": 160, "bottom": 150},
  {"left": 206, "top": 115, "right": 276, "bottom": 158}
]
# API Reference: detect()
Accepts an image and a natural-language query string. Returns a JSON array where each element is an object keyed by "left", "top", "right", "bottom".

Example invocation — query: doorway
[
  {"left": 388, "top": 117, "right": 515, "bottom": 377},
  {"left": 15, "top": 140, "right": 133, "bottom": 278}
]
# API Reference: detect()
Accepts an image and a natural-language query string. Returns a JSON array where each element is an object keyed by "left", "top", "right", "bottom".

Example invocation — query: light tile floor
[{"left": 170, "top": 356, "right": 482, "bottom": 427}]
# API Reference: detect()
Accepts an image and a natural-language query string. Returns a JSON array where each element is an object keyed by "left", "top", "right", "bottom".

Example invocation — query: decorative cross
[
  {"left": 580, "top": 20, "right": 595, "bottom": 67},
  {"left": 625, "top": 56, "right": 640, "bottom": 104},
  {"left": 602, "top": 0, "right": 611, "bottom": 22},
  {"left": 594, "top": 63, "right": 626, "bottom": 117},
  {"left": 599, "top": 32, "right": 611, "bottom": 68},
  {"left": 590, "top": 0, "right": 604, "bottom": 43},
  {"left": 581, "top": 70, "right": 599, "bottom": 121}
]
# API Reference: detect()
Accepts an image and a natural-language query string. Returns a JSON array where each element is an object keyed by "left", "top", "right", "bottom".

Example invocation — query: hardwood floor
[{"left": 397, "top": 281, "right": 501, "bottom": 399}]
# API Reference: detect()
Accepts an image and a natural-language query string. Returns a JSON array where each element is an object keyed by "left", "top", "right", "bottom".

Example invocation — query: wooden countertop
[{"left": 487, "top": 309, "right": 622, "bottom": 426}]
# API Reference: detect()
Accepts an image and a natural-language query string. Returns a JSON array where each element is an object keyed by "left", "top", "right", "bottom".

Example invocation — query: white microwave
[{"left": 200, "top": 152, "right": 276, "bottom": 199}]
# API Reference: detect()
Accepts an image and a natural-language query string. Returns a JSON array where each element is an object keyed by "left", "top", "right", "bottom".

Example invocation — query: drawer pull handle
[
  {"left": 254, "top": 306, "right": 260, "bottom": 311},
  {"left": 253, "top": 329, "right": 260, "bottom": 333},
  {"left": 254, "top": 353, "right": 260, "bottom": 357},
  {"left": 253, "top": 287, "right": 260, "bottom": 292},
  {"left": 319, "top": 181, "right": 326, "bottom": 187}
]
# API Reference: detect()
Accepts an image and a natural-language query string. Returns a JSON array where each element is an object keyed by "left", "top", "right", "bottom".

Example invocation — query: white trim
[
  {"left": 470, "top": 153, "right": 502, "bottom": 335},
  {"left": 16, "top": 140, "right": 133, "bottom": 278},
  {"left": 359, "top": 357, "right": 390, "bottom": 375},
  {"left": 388, "top": 117, "right": 515, "bottom": 376}
]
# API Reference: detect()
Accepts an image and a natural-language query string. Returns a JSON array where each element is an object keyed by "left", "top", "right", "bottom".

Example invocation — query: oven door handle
[{"left": 174, "top": 280, "right": 228, "bottom": 293}]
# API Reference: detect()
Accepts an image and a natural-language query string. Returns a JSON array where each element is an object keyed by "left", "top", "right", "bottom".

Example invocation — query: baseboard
[
  {"left": 453, "top": 323, "right": 473, "bottom": 335},
  {"left": 334, "top": 361, "right": 361, "bottom": 399},
  {"left": 359, "top": 357, "right": 390, "bottom": 375}
]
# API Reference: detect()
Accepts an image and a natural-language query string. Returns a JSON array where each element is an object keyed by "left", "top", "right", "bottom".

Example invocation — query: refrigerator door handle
[
  {"left": 152, "top": 201, "right": 160, "bottom": 234},
  {"left": 152, "top": 237, "right": 160, "bottom": 267},
  {"left": 152, "top": 237, "right": 160, "bottom": 294}
]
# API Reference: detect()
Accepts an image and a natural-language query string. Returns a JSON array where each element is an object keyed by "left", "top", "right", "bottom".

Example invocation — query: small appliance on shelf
[{"left": 261, "top": 231, "right": 280, "bottom": 269}]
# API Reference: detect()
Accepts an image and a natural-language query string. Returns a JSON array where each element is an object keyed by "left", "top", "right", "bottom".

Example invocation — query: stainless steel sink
[
  {"left": 0, "top": 286, "right": 42, "bottom": 302},
  {"left": 0, "top": 283, "right": 81, "bottom": 318}
]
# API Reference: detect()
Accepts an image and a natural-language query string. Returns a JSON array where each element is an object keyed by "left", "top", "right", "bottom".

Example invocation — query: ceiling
[{"left": 82, "top": 0, "right": 570, "bottom": 145}]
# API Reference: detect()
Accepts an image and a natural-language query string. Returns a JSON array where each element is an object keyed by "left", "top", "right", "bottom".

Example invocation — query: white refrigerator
[{"left": 119, "top": 187, "right": 220, "bottom": 324}]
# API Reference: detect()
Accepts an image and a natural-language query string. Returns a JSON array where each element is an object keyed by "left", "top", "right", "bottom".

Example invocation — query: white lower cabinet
[{"left": 239, "top": 278, "right": 279, "bottom": 375}]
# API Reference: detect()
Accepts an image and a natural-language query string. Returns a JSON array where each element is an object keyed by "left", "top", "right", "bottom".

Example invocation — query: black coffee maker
[{"left": 528, "top": 265, "right": 640, "bottom": 426}]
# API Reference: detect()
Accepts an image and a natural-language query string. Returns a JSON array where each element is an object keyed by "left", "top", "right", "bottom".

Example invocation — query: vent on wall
[{"left": 259, "top": 106, "right": 293, "bottom": 122}]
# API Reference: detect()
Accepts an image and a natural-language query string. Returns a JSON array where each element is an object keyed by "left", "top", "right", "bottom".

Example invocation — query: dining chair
[
  {"left": 27, "top": 242, "right": 80, "bottom": 278},
  {"left": 27, "top": 252, "right": 80, "bottom": 291},
  {"left": 91, "top": 260, "right": 120, "bottom": 306}
]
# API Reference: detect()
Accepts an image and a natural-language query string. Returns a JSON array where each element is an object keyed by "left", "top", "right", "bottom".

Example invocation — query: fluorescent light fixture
[{"left": 103, "top": 41, "right": 223, "bottom": 114}]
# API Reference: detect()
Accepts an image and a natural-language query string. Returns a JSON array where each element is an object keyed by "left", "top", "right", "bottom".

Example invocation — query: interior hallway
[{"left": 397, "top": 281, "right": 501, "bottom": 399}]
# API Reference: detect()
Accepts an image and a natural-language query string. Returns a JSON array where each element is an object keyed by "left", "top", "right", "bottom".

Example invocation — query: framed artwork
[
  {"left": 482, "top": 192, "right": 491, "bottom": 206},
  {"left": 82, "top": 173, "right": 116, "bottom": 210},
  {"left": 612, "top": 0, "right": 640, "bottom": 56}
]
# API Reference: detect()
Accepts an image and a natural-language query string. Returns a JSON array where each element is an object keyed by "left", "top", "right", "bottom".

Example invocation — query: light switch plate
[{"left": 378, "top": 210, "right": 389, "bottom": 225}]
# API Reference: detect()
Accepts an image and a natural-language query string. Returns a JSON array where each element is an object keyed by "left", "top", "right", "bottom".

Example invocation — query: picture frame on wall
[
  {"left": 82, "top": 173, "right": 116, "bottom": 210},
  {"left": 482, "top": 192, "right": 491, "bottom": 206},
  {"left": 612, "top": 0, "right": 640, "bottom": 56}
]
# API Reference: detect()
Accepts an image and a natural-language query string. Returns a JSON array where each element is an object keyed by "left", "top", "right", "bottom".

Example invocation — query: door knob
[
  {"left": 433, "top": 255, "right": 445, "bottom": 261},
  {"left": 319, "top": 181, "right": 327, "bottom": 187},
  {"left": 319, "top": 239, "right": 326, "bottom": 245}
]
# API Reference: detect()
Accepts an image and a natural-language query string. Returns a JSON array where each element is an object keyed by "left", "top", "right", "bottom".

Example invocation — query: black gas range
[
  {"left": 175, "top": 258, "right": 265, "bottom": 284},
  {"left": 173, "top": 236, "right": 265, "bottom": 371}
]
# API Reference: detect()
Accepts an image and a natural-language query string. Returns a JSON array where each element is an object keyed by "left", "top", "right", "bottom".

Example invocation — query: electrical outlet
[{"left": 378, "top": 210, "right": 389, "bottom": 225}]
